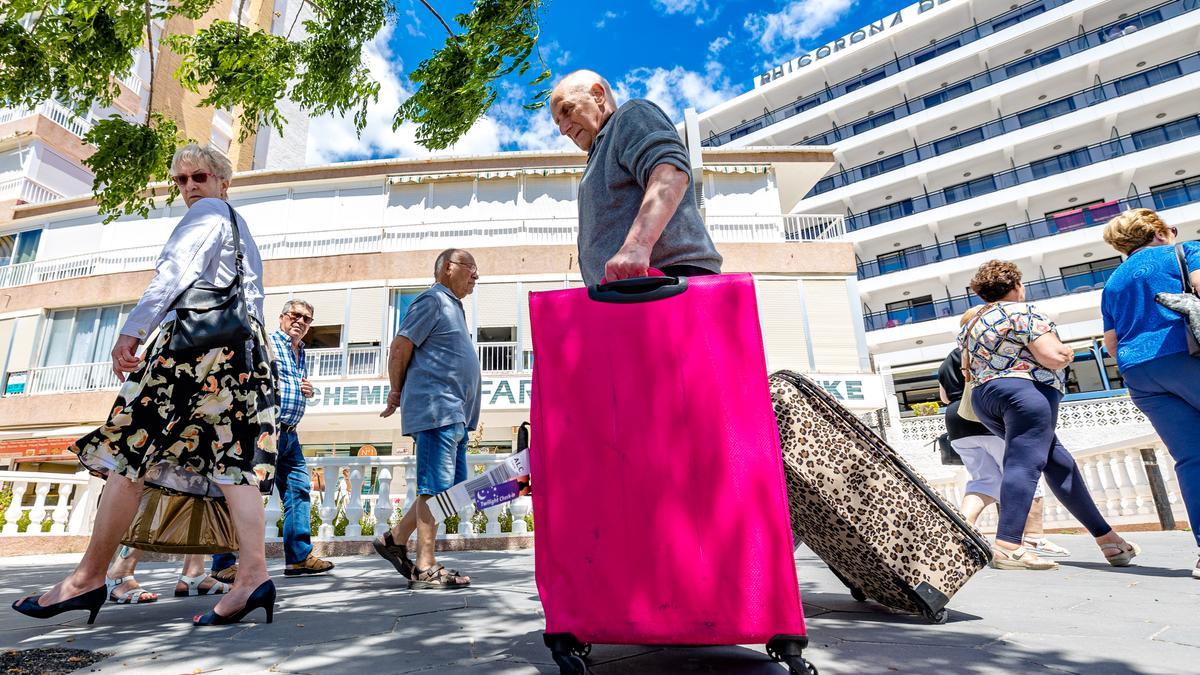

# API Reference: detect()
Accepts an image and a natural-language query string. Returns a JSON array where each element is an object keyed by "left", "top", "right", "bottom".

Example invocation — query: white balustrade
[
  {"left": 901, "top": 396, "right": 1152, "bottom": 442},
  {"left": 264, "top": 491, "right": 283, "bottom": 538},
  {"left": 706, "top": 214, "right": 845, "bottom": 243},
  {"left": 0, "top": 471, "right": 93, "bottom": 536},
  {"left": 305, "top": 346, "right": 381, "bottom": 379},
  {"left": 0, "top": 100, "right": 91, "bottom": 137},
  {"left": 26, "top": 361, "right": 120, "bottom": 395},
  {"left": 477, "top": 342, "right": 519, "bottom": 372},
  {"left": 0, "top": 176, "right": 63, "bottom": 205}
]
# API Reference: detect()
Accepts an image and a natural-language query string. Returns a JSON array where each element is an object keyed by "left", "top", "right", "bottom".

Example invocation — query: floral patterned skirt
[{"left": 71, "top": 320, "right": 278, "bottom": 498}]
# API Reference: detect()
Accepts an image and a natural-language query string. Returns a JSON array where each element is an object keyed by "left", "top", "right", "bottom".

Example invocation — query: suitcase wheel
[
  {"left": 789, "top": 660, "right": 818, "bottom": 675},
  {"left": 545, "top": 633, "right": 590, "bottom": 674},
  {"left": 850, "top": 587, "right": 867, "bottom": 603},
  {"left": 767, "top": 635, "right": 814, "bottom": 675},
  {"left": 925, "top": 608, "right": 949, "bottom": 625},
  {"left": 552, "top": 652, "right": 588, "bottom": 675}
]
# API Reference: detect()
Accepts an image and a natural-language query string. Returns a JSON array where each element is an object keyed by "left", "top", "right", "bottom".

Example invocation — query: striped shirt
[{"left": 270, "top": 329, "right": 307, "bottom": 426}]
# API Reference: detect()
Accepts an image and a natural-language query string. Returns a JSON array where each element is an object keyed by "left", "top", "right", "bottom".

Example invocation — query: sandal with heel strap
[
  {"left": 175, "top": 574, "right": 231, "bottom": 597},
  {"left": 409, "top": 564, "right": 470, "bottom": 590},
  {"left": 1101, "top": 541, "right": 1141, "bottom": 567},
  {"left": 990, "top": 546, "right": 1059, "bottom": 570},
  {"left": 105, "top": 576, "right": 157, "bottom": 604}
]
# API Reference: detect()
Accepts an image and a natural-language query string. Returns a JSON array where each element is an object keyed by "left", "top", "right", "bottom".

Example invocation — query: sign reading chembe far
[{"left": 306, "top": 377, "right": 533, "bottom": 414}]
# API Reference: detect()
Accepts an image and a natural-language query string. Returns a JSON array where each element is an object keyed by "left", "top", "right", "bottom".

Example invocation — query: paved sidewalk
[{"left": 0, "top": 532, "right": 1196, "bottom": 674}]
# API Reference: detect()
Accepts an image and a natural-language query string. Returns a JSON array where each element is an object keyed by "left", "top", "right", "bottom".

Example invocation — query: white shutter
[
  {"left": 0, "top": 319, "right": 15, "bottom": 378},
  {"left": 6, "top": 316, "right": 40, "bottom": 372},
  {"left": 348, "top": 287, "right": 387, "bottom": 344},
  {"left": 520, "top": 281, "right": 566, "bottom": 352},
  {"left": 804, "top": 278, "right": 861, "bottom": 372},
  {"left": 296, "top": 289, "right": 346, "bottom": 328},
  {"left": 473, "top": 282, "right": 518, "bottom": 331},
  {"left": 756, "top": 279, "right": 809, "bottom": 373}
]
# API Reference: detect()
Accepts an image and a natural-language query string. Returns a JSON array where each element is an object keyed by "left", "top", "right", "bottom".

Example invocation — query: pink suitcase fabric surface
[{"left": 529, "top": 273, "right": 805, "bottom": 646}]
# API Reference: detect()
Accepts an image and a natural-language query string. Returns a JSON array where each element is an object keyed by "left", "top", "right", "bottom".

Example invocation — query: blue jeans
[
  {"left": 1123, "top": 352, "right": 1200, "bottom": 547},
  {"left": 212, "top": 428, "right": 314, "bottom": 569},
  {"left": 415, "top": 422, "right": 469, "bottom": 495},
  {"left": 972, "top": 377, "right": 1112, "bottom": 545}
]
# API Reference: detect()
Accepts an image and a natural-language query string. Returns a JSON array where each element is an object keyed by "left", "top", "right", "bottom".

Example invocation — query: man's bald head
[{"left": 550, "top": 69, "right": 619, "bottom": 151}]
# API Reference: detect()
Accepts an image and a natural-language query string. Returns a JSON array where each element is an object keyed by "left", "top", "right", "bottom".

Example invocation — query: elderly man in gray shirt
[
  {"left": 550, "top": 69, "right": 722, "bottom": 284},
  {"left": 374, "top": 248, "right": 481, "bottom": 589}
]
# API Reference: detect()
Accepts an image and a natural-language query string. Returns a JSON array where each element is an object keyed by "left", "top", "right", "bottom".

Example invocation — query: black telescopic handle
[{"left": 587, "top": 275, "right": 689, "bottom": 304}]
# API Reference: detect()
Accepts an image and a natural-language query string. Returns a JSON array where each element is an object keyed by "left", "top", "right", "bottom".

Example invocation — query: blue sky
[{"left": 305, "top": 0, "right": 908, "bottom": 164}]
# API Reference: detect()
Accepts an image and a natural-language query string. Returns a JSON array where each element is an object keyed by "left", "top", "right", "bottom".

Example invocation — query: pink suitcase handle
[{"left": 589, "top": 270, "right": 689, "bottom": 304}]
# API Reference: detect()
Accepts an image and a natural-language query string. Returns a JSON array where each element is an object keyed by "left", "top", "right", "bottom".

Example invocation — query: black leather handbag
[
  {"left": 936, "top": 432, "right": 963, "bottom": 466},
  {"left": 167, "top": 202, "right": 253, "bottom": 354}
]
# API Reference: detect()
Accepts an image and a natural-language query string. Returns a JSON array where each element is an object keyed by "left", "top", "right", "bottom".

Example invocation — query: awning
[
  {"left": 704, "top": 165, "right": 771, "bottom": 174},
  {"left": 387, "top": 167, "right": 584, "bottom": 184}
]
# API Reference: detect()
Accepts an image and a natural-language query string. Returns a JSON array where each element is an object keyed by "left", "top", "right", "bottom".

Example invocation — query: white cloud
[
  {"left": 595, "top": 10, "right": 621, "bottom": 29},
  {"left": 613, "top": 61, "right": 743, "bottom": 121},
  {"left": 403, "top": 8, "right": 424, "bottom": 38},
  {"left": 708, "top": 35, "right": 731, "bottom": 56},
  {"left": 653, "top": 0, "right": 707, "bottom": 14},
  {"left": 744, "top": 0, "right": 856, "bottom": 54},
  {"left": 305, "top": 25, "right": 505, "bottom": 164},
  {"left": 540, "top": 40, "right": 572, "bottom": 68}
]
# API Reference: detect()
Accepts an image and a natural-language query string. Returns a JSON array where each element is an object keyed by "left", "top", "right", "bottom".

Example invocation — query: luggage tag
[{"left": 428, "top": 449, "right": 531, "bottom": 524}]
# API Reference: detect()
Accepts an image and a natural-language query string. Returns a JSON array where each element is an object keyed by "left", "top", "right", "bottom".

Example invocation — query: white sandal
[
  {"left": 175, "top": 574, "right": 231, "bottom": 597},
  {"left": 990, "top": 546, "right": 1059, "bottom": 570},
  {"left": 106, "top": 575, "right": 158, "bottom": 604}
]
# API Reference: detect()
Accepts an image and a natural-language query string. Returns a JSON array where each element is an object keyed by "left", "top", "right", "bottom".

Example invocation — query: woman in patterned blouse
[{"left": 960, "top": 260, "right": 1139, "bottom": 571}]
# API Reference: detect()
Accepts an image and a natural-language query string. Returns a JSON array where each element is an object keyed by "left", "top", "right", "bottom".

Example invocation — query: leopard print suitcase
[{"left": 770, "top": 370, "right": 991, "bottom": 623}]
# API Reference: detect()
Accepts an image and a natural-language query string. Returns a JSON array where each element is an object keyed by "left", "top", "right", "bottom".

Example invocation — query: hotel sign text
[{"left": 307, "top": 376, "right": 533, "bottom": 413}]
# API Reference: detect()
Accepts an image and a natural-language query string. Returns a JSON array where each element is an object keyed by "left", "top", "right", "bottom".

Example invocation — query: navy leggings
[{"left": 973, "top": 377, "right": 1113, "bottom": 545}]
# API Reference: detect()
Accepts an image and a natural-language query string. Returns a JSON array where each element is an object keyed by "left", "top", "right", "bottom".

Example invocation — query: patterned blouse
[{"left": 958, "top": 302, "right": 1067, "bottom": 392}]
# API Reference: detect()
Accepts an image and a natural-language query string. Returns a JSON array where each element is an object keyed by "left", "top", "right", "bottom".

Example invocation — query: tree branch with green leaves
[{"left": 0, "top": 0, "right": 551, "bottom": 223}]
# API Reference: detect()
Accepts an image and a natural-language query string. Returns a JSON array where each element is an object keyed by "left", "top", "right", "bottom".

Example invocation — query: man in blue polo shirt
[{"left": 374, "top": 248, "right": 481, "bottom": 589}]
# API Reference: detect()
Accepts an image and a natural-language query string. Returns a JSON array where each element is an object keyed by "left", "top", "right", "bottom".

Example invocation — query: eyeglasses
[
  {"left": 172, "top": 172, "right": 213, "bottom": 187},
  {"left": 284, "top": 311, "right": 313, "bottom": 324},
  {"left": 448, "top": 260, "right": 478, "bottom": 273}
]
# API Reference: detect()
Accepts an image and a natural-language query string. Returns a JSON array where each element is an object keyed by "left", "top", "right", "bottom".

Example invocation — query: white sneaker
[{"left": 1023, "top": 537, "right": 1071, "bottom": 558}]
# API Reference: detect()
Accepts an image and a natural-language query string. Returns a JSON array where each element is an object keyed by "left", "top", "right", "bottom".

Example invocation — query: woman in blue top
[{"left": 1101, "top": 208, "right": 1200, "bottom": 580}]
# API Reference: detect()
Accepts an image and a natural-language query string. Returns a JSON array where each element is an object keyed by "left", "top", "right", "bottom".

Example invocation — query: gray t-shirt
[
  {"left": 577, "top": 99, "right": 722, "bottom": 286},
  {"left": 397, "top": 283, "right": 482, "bottom": 436}
]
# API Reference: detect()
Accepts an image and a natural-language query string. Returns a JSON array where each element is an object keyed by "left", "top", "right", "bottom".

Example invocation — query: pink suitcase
[{"left": 529, "top": 274, "right": 811, "bottom": 675}]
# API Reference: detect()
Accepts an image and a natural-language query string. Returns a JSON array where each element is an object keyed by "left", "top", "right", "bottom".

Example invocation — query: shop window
[{"left": 893, "top": 369, "right": 941, "bottom": 417}]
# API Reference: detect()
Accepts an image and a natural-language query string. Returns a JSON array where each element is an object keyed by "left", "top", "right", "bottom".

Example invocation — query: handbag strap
[
  {"left": 1174, "top": 243, "right": 1195, "bottom": 295},
  {"left": 960, "top": 303, "right": 996, "bottom": 382},
  {"left": 225, "top": 202, "right": 244, "bottom": 279}
]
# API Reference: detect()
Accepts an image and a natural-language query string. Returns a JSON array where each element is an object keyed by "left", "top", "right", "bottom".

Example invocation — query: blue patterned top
[
  {"left": 270, "top": 329, "right": 307, "bottom": 426},
  {"left": 959, "top": 302, "right": 1066, "bottom": 392},
  {"left": 1101, "top": 241, "right": 1200, "bottom": 371}
]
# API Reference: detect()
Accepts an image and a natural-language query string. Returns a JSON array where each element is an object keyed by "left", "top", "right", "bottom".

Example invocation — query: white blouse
[{"left": 120, "top": 198, "right": 265, "bottom": 340}]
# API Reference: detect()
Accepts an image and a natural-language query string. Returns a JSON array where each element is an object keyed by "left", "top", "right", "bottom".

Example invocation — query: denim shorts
[{"left": 414, "top": 422, "right": 469, "bottom": 495}]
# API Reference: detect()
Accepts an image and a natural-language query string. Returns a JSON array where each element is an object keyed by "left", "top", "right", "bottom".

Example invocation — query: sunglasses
[
  {"left": 284, "top": 311, "right": 313, "bottom": 324},
  {"left": 448, "top": 260, "right": 478, "bottom": 273},
  {"left": 172, "top": 171, "right": 213, "bottom": 187}
]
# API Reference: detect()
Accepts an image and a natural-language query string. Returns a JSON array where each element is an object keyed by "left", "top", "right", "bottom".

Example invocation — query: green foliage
[
  {"left": 396, "top": 0, "right": 550, "bottom": 149},
  {"left": 82, "top": 113, "right": 180, "bottom": 223},
  {"left": 0, "top": 486, "right": 11, "bottom": 530},
  {"left": 291, "top": 0, "right": 388, "bottom": 132}
]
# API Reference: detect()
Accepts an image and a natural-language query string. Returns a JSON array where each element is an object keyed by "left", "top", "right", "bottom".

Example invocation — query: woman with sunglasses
[
  {"left": 1101, "top": 208, "right": 1200, "bottom": 579},
  {"left": 11, "top": 143, "right": 278, "bottom": 626}
]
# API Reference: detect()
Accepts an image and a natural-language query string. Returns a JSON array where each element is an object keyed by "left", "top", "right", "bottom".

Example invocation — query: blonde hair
[
  {"left": 170, "top": 143, "right": 233, "bottom": 182},
  {"left": 1103, "top": 208, "right": 1172, "bottom": 255},
  {"left": 959, "top": 304, "right": 984, "bottom": 327}
]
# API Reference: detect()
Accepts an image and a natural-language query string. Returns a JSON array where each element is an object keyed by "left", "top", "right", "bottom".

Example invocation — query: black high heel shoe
[
  {"left": 192, "top": 580, "right": 275, "bottom": 626},
  {"left": 11, "top": 585, "right": 107, "bottom": 625}
]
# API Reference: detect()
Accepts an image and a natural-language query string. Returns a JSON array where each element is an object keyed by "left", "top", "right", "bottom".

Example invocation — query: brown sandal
[
  {"left": 409, "top": 565, "right": 470, "bottom": 590},
  {"left": 373, "top": 532, "right": 415, "bottom": 579}
]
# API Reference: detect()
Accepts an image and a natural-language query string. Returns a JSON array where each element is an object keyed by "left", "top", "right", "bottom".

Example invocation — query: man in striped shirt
[{"left": 211, "top": 299, "right": 334, "bottom": 580}]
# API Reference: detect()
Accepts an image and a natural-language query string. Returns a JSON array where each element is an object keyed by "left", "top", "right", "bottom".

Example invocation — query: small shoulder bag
[
  {"left": 1154, "top": 243, "right": 1200, "bottom": 357},
  {"left": 957, "top": 304, "right": 995, "bottom": 423},
  {"left": 167, "top": 202, "right": 253, "bottom": 354}
]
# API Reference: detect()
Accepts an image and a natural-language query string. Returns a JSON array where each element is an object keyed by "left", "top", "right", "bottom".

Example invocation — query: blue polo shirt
[
  {"left": 397, "top": 283, "right": 482, "bottom": 435},
  {"left": 1101, "top": 241, "right": 1200, "bottom": 371}
]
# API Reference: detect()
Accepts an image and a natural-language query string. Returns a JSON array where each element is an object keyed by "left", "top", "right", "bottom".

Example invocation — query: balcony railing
[
  {"left": 865, "top": 267, "right": 1119, "bottom": 331},
  {"left": 857, "top": 177, "right": 1200, "bottom": 278},
  {"left": 845, "top": 114, "right": 1199, "bottom": 232},
  {"left": 477, "top": 342, "right": 519, "bottom": 372},
  {"left": 794, "top": 1, "right": 1196, "bottom": 151},
  {"left": 0, "top": 176, "right": 64, "bottom": 205},
  {"left": 0, "top": 99, "right": 91, "bottom": 138},
  {"left": 26, "top": 361, "right": 119, "bottom": 395},
  {"left": 306, "top": 346, "right": 382, "bottom": 379},
  {"left": 703, "top": 0, "right": 1074, "bottom": 147},
  {"left": 0, "top": 214, "right": 842, "bottom": 291}
]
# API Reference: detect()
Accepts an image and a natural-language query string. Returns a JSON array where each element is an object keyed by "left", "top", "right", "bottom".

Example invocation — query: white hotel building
[{"left": 695, "top": 0, "right": 1195, "bottom": 531}]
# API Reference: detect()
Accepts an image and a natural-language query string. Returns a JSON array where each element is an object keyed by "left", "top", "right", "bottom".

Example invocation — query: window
[
  {"left": 1150, "top": 176, "right": 1200, "bottom": 210},
  {"left": 932, "top": 127, "right": 986, "bottom": 155},
  {"left": 885, "top": 295, "right": 936, "bottom": 326},
  {"left": 0, "top": 229, "right": 41, "bottom": 267},
  {"left": 812, "top": 177, "right": 836, "bottom": 194},
  {"left": 860, "top": 153, "right": 906, "bottom": 179},
  {"left": 955, "top": 224, "right": 1011, "bottom": 256},
  {"left": 1017, "top": 98, "right": 1076, "bottom": 127},
  {"left": 991, "top": 3, "right": 1045, "bottom": 32},
  {"left": 1064, "top": 349, "right": 1105, "bottom": 395},
  {"left": 1114, "top": 62, "right": 1182, "bottom": 96},
  {"left": 913, "top": 40, "right": 960, "bottom": 65},
  {"left": 390, "top": 288, "right": 425, "bottom": 336},
  {"left": 866, "top": 198, "right": 914, "bottom": 225},
  {"left": 922, "top": 81, "right": 972, "bottom": 109},
  {"left": 728, "top": 121, "right": 763, "bottom": 141},
  {"left": 1059, "top": 256, "right": 1121, "bottom": 291},
  {"left": 793, "top": 97, "right": 820, "bottom": 115},
  {"left": 843, "top": 70, "right": 886, "bottom": 94},
  {"left": 1004, "top": 47, "right": 1061, "bottom": 78},
  {"left": 876, "top": 246, "right": 922, "bottom": 274},
  {"left": 476, "top": 326, "right": 516, "bottom": 372},
  {"left": 943, "top": 175, "right": 996, "bottom": 203},
  {"left": 41, "top": 304, "right": 134, "bottom": 367},
  {"left": 1046, "top": 199, "right": 1106, "bottom": 232},
  {"left": 1131, "top": 115, "right": 1200, "bottom": 150},
  {"left": 894, "top": 370, "right": 941, "bottom": 417},
  {"left": 852, "top": 110, "right": 896, "bottom": 136},
  {"left": 1029, "top": 147, "right": 1089, "bottom": 179}
]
